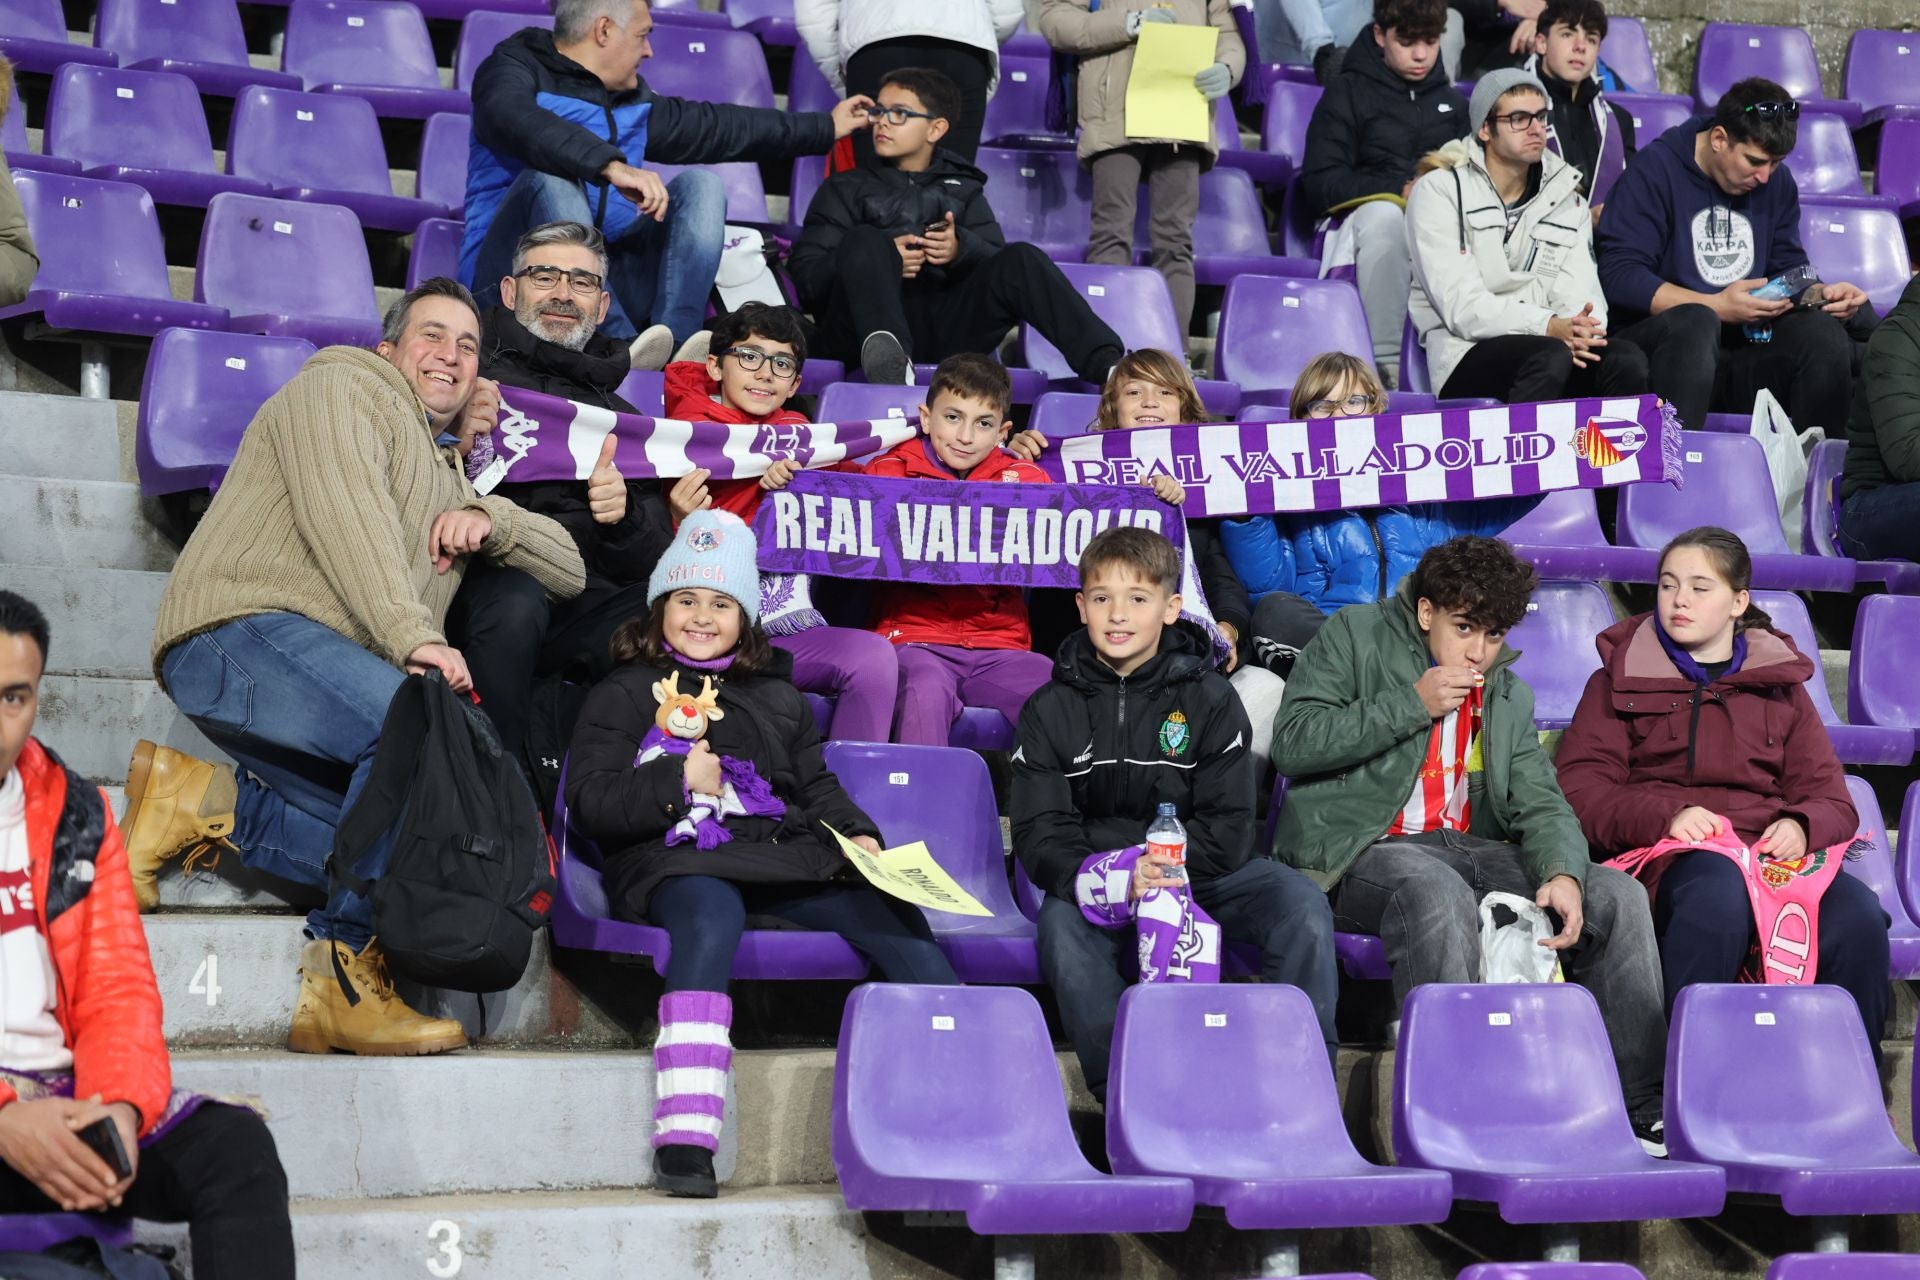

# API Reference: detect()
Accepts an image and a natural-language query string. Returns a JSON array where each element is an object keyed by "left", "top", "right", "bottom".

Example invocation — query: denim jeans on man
[
  {"left": 160, "top": 612, "right": 407, "bottom": 950},
  {"left": 1838, "top": 482, "right": 1920, "bottom": 561},
  {"left": 469, "top": 167, "right": 725, "bottom": 344}
]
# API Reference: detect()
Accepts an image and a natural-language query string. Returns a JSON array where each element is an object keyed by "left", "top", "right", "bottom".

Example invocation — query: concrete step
[
  {"left": 149, "top": 915, "right": 628, "bottom": 1050},
  {"left": 0, "top": 391, "right": 123, "bottom": 481},
  {"left": 168, "top": 1048, "right": 690, "bottom": 1200},
  {"left": 35, "top": 673, "right": 229, "bottom": 784},
  {"left": 0, "top": 474, "right": 177, "bottom": 572},
  {"left": 9, "top": 563, "right": 168, "bottom": 679}
]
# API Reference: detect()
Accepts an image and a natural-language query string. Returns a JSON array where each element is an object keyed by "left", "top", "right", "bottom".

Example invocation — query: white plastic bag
[
  {"left": 1479, "top": 891, "right": 1564, "bottom": 984},
  {"left": 1748, "top": 388, "right": 1824, "bottom": 548}
]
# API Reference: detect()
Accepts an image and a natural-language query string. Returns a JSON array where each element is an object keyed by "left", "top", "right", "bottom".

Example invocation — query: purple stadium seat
[
  {"left": 1212, "top": 93, "right": 1291, "bottom": 188},
  {"left": 982, "top": 52, "right": 1071, "bottom": 149},
  {"left": 1836, "top": 775, "right": 1920, "bottom": 979},
  {"left": 1020, "top": 263, "right": 1183, "bottom": 385},
  {"left": 1693, "top": 24, "right": 1863, "bottom": 127},
  {"left": 797, "top": 358, "right": 847, "bottom": 397},
  {"left": 45, "top": 65, "right": 270, "bottom": 208},
  {"left": 1459, "top": 1268, "right": 1645, "bottom": 1280},
  {"left": 282, "top": 0, "right": 471, "bottom": 120},
  {"left": 229, "top": 87, "right": 447, "bottom": 230},
  {"left": 0, "top": 1215, "right": 134, "bottom": 1253},
  {"left": 973, "top": 146, "right": 1092, "bottom": 262},
  {"left": 724, "top": 0, "right": 797, "bottom": 47},
  {"left": 787, "top": 153, "right": 828, "bottom": 232},
  {"left": 1800, "top": 200, "right": 1912, "bottom": 317},
  {"left": 1667, "top": 983, "right": 1920, "bottom": 1219},
  {"left": 1878, "top": 119, "right": 1920, "bottom": 221},
  {"left": 1747, "top": 590, "right": 1913, "bottom": 766},
  {"left": 1395, "top": 984, "right": 1727, "bottom": 1229},
  {"left": 1848, "top": 595, "right": 1920, "bottom": 747},
  {"left": 1257, "top": 79, "right": 1322, "bottom": 190},
  {"left": 1216, "top": 275, "right": 1371, "bottom": 403},
  {"left": 0, "top": 171, "right": 228, "bottom": 338},
  {"left": 1769, "top": 1258, "right": 1920, "bottom": 1280},
  {"left": 1505, "top": 581, "right": 1612, "bottom": 731},
  {"left": 643, "top": 24, "right": 775, "bottom": 110},
  {"left": 1500, "top": 489, "right": 1661, "bottom": 583},
  {"left": 548, "top": 759, "right": 873, "bottom": 978},
  {"left": 1600, "top": 16, "right": 1657, "bottom": 94},
  {"left": 406, "top": 216, "right": 462, "bottom": 289},
  {"left": 1002, "top": 20, "right": 1048, "bottom": 56},
  {"left": 650, "top": 0, "right": 732, "bottom": 28},
  {"left": 95, "top": 0, "right": 301, "bottom": 98},
  {"left": 1844, "top": 30, "right": 1920, "bottom": 125},
  {"left": 648, "top": 161, "right": 771, "bottom": 224},
  {"left": 823, "top": 742, "right": 1039, "bottom": 983},
  {"left": 1396, "top": 313, "right": 1504, "bottom": 408},
  {"left": 1784, "top": 112, "right": 1877, "bottom": 200},
  {"left": 1803, "top": 440, "right": 1920, "bottom": 592},
  {"left": 416, "top": 112, "right": 471, "bottom": 213},
  {"left": 616, "top": 368, "right": 665, "bottom": 414},
  {"left": 1899, "top": 780, "right": 1920, "bottom": 937},
  {"left": 1616, "top": 431, "right": 1857, "bottom": 591},
  {"left": 1607, "top": 92, "right": 1695, "bottom": 144},
  {"left": 136, "top": 328, "right": 316, "bottom": 496},
  {"left": 787, "top": 47, "right": 837, "bottom": 115},
  {"left": 832, "top": 984, "right": 1195, "bottom": 1237},
  {"left": 1027, "top": 391, "right": 1101, "bottom": 440},
  {"left": 3, "top": 100, "right": 81, "bottom": 175},
  {"left": 948, "top": 707, "right": 1016, "bottom": 752},
  {"left": 454, "top": 11, "right": 550, "bottom": 92},
  {"left": 1108, "top": 983, "right": 1452, "bottom": 1230},
  {"left": 0, "top": 0, "right": 118, "bottom": 73},
  {"left": 197, "top": 192, "right": 383, "bottom": 347},
  {"left": 814, "top": 381, "right": 924, "bottom": 425}
]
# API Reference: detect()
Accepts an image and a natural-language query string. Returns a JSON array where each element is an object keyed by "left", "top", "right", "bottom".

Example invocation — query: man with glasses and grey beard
[{"left": 447, "top": 220, "right": 680, "bottom": 796}]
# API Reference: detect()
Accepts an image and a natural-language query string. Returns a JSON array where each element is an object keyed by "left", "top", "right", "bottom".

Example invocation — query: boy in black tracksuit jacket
[{"left": 1010, "top": 529, "right": 1337, "bottom": 1104}]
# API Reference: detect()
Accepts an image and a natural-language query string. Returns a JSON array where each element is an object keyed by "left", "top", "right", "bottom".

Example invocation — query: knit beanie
[
  {"left": 1469, "top": 68, "right": 1548, "bottom": 140},
  {"left": 648, "top": 509, "right": 761, "bottom": 624}
]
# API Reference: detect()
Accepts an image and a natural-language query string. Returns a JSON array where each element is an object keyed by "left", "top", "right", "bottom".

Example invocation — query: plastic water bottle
[{"left": 1145, "top": 803, "right": 1188, "bottom": 885}]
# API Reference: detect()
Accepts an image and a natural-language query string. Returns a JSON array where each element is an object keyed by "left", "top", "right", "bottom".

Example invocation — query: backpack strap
[{"left": 326, "top": 673, "right": 437, "bottom": 899}]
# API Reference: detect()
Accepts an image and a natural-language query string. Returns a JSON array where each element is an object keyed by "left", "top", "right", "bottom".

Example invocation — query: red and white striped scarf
[{"left": 1386, "top": 685, "right": 1484, "bottom": 837}]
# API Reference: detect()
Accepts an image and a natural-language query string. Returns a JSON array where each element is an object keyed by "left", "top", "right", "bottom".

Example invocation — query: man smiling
[{"left": 128, "top": 278, "right": 585, "bottom": 1056}]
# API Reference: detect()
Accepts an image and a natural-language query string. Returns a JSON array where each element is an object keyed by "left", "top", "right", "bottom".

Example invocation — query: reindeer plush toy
[{"left": 634, "top": 672, "right": 785, "bottom": 849}]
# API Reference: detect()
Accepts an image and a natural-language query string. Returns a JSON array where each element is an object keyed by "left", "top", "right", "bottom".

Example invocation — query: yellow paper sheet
[
  {"left": 827, "top": 826, "right": 994, "bottom": 917},
  {"left": 1124, "top": 20, "right": 1219, "bottom": 145}
]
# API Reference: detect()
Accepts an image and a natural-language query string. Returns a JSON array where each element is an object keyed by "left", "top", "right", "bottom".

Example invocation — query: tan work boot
[
  {"left": 287, "top": 938, "right": 469, "bottom": 1057},
  {"left": 121, "top": 740, "right": 238, "bottom": 911}
]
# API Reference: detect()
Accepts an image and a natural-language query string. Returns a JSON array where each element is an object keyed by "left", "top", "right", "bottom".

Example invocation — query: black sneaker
[
  {"left": 1312, "top": 42, "right": 1345, "bottom": 85},
  {"left": 653, "top": 1143, "right": 718, "bottom": 1198},
  {"left": 861, "top": 330, "right": 911, "bottom": 386},
  {"left": 1632, "top": 1117, "right": 1666, "bottom": 1159}
]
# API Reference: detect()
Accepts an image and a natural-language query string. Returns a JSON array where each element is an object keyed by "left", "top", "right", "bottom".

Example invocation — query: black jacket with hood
[
  {"left": 1011, "top": 621, "right": 1257, "bottom": 903},
  {"left": 1298, "top": 27, "right": 1470, "bottom": 219}
]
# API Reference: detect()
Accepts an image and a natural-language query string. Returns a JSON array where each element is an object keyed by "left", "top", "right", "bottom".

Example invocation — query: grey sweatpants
[{"left": 1088, "top": 144, "right": 1202, "bottom": 337}]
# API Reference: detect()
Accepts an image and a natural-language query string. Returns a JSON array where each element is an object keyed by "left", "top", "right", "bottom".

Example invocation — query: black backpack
[{"left": 329, "top": 671, "right": 555, "bottom": 995}]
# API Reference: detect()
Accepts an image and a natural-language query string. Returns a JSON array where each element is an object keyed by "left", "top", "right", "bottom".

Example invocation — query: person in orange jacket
[{"left": 0, "top": 591, "right": 293, "bottom": 1277}]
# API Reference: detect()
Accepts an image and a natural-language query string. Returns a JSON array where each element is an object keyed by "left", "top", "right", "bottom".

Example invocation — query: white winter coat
[
  {"left": 1407, "top": 137, "right": 1606, "bottom": 394},
  {"left": 795, "top": 0, "right": 1027, "bottom": 96}
]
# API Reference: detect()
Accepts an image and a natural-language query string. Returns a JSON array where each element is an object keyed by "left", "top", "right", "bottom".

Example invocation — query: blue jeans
[
  {"left": 159, "top": 613, "right": 406, "bottom": 950},
  {"left": 469, "top": 167, "right": 725, "bottom": 344},
  {"left": 1838, "top": 483, "right": 1920, "bottom": 561}
]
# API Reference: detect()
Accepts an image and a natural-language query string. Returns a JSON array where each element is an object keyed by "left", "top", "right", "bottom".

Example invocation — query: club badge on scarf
[{"left": 1076, "top": 845, "right": 1220, "bottom": 984}]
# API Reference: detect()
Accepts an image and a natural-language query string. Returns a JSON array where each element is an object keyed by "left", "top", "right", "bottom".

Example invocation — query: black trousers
[
  {"left": 1437, "top": 333, "right": 1651, "bottom": 404},
  {"left": 0, "top": 1104, "right": 293, "bottom": 1280},
  {"left": 809, "top": 228, "right": 1125, "bottom": 382},
  {"left": 1609, "top": 303, "right": 1855, "bottom": 433},
  {"left": 844, "top": 37, "right": 995, "bottom": 165},
  {"left": 1248, "top": 590, "right": 1328, "bottom": 678}
]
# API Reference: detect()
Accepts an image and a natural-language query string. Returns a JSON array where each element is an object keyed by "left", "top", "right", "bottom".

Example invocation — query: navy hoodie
[{"left": 1596, "top": 113, "right": 1808, "bottom": 321}]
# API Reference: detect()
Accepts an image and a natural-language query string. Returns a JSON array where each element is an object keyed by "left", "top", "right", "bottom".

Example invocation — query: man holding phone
[
  {"left": 1596, "top": 77, "right": 1869, "bottom": 433},
  {"left": 0, "top": 591, "right": 294, "bottom": 1276}
]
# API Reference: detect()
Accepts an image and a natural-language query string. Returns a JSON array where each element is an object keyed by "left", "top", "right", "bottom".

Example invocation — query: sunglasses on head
[{"left": 1742, "top": 100, "right": 1801, "bottom": 120}]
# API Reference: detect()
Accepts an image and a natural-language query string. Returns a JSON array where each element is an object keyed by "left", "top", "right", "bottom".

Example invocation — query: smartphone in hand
[{"left": 77, "top": 1115, "right": 133, "bottom": 1181}]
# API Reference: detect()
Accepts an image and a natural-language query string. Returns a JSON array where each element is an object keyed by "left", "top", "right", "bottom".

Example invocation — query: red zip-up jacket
[
  {"left": 863, "top": 435, "right": 1050, "bottom": 650},
  {"left": 662, "top": 360, "right": 811, "bottom": 523},
  {"left": 9, "top": 739, "right": 170, "bottom": 1135}
]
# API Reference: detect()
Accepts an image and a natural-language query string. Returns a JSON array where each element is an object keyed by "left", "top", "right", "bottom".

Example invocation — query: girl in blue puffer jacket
[{"left": 1220, "top": 353, "right": 1536, "bottom": 676}]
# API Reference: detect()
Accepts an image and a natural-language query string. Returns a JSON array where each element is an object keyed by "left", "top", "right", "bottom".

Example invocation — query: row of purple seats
[
  {"left": 1694, "top": 23, "right": 1863, "bottom": 125},
  {"left": 1878, "top": 118, "right": 1920, "bottom": 223}
]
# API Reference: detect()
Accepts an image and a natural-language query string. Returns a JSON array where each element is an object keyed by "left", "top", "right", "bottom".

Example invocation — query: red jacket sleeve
[
  {"left": 863, "top": 449, "right": 909, "bottom": 478},
  {"left": 1777, "top": 685, "right": 1858, "bottom": 850},
  {"left": 68, "top": 805, "right": 171, "bottom": 1136},
  {"left": 1554, "top": 669, "right": 1709, "bottom": 854}
]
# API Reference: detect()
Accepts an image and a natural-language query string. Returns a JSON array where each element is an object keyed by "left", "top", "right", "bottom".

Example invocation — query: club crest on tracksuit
[{"left": 1158, "top": 710, "right": 1189, "bottom": 757}]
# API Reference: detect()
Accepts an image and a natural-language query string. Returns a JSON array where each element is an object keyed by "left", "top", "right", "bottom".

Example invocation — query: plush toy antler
[{"left": 651, "top": 672, "right": 726, "bottom": 742}]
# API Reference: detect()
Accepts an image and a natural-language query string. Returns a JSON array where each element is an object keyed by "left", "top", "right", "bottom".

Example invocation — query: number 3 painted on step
[{"left": 425, "top": 1219, "right": 462, "bottom": 1276}]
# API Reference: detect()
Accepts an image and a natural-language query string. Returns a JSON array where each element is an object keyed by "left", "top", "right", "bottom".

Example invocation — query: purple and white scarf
[{"left": 1076, "top": 846, "right": 1222, "bottom": 985}]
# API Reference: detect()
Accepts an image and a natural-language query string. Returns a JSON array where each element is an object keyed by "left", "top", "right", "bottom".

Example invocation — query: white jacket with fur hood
[{"left": 1407, "top": 136, "right": 1605, "bottom": 394}]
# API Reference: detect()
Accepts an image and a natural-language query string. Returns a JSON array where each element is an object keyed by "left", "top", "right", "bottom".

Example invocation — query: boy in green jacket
[{"left": 1271, "top": 535, "right": 1667, "bottom": 1153}]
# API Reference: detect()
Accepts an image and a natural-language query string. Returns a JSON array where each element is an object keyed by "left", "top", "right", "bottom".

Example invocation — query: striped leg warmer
[{"left": 652, "top": 990, "right": 733, "bottom": 1152}]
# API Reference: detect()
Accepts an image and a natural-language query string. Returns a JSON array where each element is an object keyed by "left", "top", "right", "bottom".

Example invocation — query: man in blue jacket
[
  {"left": 1595, "top": 77, "right": 1869, "bottom": 432},
  {"left": 465, "top": 0, "right": 873, "bottom": 365}
]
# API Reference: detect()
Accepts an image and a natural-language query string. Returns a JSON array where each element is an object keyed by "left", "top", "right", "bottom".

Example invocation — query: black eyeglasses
[
  {"left": 862, "top": 103, "right": 938, "bottom": 126},
  {"left": 1742, "top": 100, "right": 1801, "bottom": 120},
  {"left": 513, "top": 265, "right": 604, "bottom": 296},
  {"left": 719, "top": 346, "right": 801, "bottom": 379},
  {"left": 1305, "top": 393, "right": 1381, "bottom": 419},
  {"left": 1495, "top": 108, "right": 1552, "bottom": 132}
]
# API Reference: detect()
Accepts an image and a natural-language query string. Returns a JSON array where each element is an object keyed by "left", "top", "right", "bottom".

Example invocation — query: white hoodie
[
  {"left": 1406, "top": 136, "right": 1607, "bottom": 394},
  {"left": 795, "top": 0, "right": 1027, "bottom": 96},
  {"left": 0, "top": 769, "right": 73, "bottom": 1073}
]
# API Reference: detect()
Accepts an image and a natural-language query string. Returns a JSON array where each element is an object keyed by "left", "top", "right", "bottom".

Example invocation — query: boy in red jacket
[
  {"left": 0, "top": 591, "right": 293, "bottom": 1275},
  {"left": 865, "top": 354, "right": 1056, "bottom": 743}
]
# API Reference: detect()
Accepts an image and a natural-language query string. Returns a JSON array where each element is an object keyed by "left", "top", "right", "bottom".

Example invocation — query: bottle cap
[{"left": 1155, "top": 802, "right": 1177, "bottom": 816}]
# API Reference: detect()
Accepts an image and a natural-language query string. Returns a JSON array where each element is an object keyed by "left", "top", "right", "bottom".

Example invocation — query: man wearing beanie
[{"left": 1406, "top": 67, "right": 1649, "bottom": 404}]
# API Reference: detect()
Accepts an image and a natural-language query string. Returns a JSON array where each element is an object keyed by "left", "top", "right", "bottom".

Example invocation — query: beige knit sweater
[{"left": 152, "top": 347, "right": 586, "bottom": 678}]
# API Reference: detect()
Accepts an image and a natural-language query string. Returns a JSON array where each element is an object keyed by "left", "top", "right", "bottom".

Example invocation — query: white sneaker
[
  {"left": 628, "top": 324, "right": 674, "bottom": 371},
  {"left": 672, "top": 330, "right": 712, "bottom": 365},
  {"left": 861, "top": 331, "right": 911, "bottom": 387}
]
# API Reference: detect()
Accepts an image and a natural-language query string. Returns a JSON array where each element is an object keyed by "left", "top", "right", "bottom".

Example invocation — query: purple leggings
[
  {"left": 771, "top": 626, "right": 899, "bottom": 743},
  {"left": 893, "top": 643, "right": 1053, "bottom": 745}
]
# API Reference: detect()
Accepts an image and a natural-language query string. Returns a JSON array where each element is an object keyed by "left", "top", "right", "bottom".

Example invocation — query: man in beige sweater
[
  {"left": 123, "top": 278, "right": 586, "bottom": 1056},
  {"left": 0, "top": 56, "right": 40, "bottom": 309}
]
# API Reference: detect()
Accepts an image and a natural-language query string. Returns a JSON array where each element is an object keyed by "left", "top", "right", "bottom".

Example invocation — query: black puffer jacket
[
  {"left": 481, "top": 307, "right": 673, "bottom": 596},
  {"left": 788, "top": 149, "right": 1007, "bottom": 304},
  {"left": 1842, "top": 275, "right": 1920, "bottom": 498},
  {"left": 1011, "top": 622, "right": 1256, "bottom": 902},
  {"left": 565, "top": 650, "right": 881, "bottom": 918},
  {"left": 1298, "top": 27, "right": 1469, "bottom": 219}
]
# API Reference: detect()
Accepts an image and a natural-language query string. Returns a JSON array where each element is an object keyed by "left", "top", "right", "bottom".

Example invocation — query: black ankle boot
[{"left": 653, "top": 1143, "right": 718, "bottom": 1198}]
